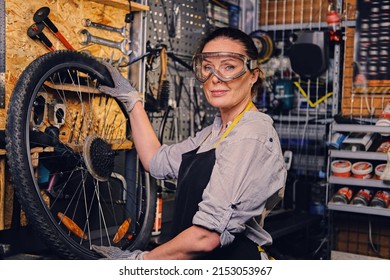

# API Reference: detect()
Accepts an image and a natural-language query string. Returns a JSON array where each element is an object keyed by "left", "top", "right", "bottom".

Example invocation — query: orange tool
[{"left": 33, "top": 6, "right": 75, "bottom": 50}]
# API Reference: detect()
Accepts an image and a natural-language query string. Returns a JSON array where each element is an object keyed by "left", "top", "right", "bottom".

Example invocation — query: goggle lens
[{"left": 193, "top": 52, "right": 258, "bottom": 83}]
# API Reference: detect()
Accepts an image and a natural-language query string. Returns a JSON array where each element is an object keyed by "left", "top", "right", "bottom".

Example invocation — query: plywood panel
[{"left": 1, "top": 0, "right": 133, "bottom": 130}]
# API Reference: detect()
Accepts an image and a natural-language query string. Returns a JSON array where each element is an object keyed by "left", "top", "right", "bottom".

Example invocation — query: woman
[{"left": 93, "top": 27, "right": 287, "bottom": 260}]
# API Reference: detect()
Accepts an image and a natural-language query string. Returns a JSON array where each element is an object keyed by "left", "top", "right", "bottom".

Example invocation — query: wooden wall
[
  {"left": 2, "top": 0, "right": 142, "bottom": 129},
  {"left": 0, "top": 0, "right": 147, "bottom": 230},
  {"left": 259, "top": 0, "right": 329, "bottom": 26}
]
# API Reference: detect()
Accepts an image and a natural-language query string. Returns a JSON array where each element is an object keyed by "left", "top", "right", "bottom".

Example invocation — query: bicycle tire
[{"left": 6, "top": 50, "right": 157, "bottom": 259}]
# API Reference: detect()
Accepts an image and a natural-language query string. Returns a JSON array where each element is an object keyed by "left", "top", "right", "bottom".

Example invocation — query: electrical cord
[{"left": 368, "top": 219, "right": 385, "bottom": 259}]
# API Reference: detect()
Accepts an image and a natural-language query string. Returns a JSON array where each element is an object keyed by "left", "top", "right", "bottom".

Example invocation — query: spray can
[{"left": 152, "top": 191, "right": 163, "bottom": 236}]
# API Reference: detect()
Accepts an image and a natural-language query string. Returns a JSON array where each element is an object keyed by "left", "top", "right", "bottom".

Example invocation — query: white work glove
[
  {"left": 98, "top": 61, "right": 142, "bottom": 113},
  {"left": 91, "top": 245, "right": 148, "bottom": 260}
]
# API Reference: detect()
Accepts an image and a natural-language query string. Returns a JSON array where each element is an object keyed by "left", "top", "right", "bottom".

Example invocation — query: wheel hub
[{"left": 83, "top": 136, "right": 115, "bottom": 181}]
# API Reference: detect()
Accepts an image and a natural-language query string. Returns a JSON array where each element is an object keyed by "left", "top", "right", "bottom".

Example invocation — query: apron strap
[{"left": 214, "top": 101, "right": 254, "bottom": 148}]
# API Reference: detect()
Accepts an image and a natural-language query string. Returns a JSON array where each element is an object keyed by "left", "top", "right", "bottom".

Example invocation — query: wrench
[
  {"left": 78, "top": 29, "right": 132, "bottom": 56},
  {"left": 82, "top": 18, "right": 128, "bottom": 38}
]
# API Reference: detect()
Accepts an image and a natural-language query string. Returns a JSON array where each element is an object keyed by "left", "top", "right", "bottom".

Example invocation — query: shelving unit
[
  {"left": 327, "top": 122, "right": 390, "bottom": 258},
  {"left": 327, "top": 203, "right": 390, "bottom": 217},
  {"left": 327, "top": 122, "right": 390, "bottom": 209}
]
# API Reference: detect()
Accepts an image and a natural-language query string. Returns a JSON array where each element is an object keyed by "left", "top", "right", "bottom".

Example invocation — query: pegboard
[
  {"left": 147, "top": 0, "right": 208, "bottom": 55},
  {"left": 145, "top": 0, "right": 216, "bottom": 144}
]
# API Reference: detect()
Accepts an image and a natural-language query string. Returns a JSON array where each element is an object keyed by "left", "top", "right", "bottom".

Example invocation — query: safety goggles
[{"left": 192, "top": 52, "right": 258, "bottom": 83}]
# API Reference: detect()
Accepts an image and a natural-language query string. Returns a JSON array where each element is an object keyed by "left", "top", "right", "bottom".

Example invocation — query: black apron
[{"left": 170, "top": 102, "right": 261, "bottom": 260}]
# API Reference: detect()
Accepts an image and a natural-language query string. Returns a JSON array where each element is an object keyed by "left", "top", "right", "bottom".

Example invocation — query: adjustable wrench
[
  {"left": 82, "top": 19, "right": 128, "bottom": 38},
  {"left": 78, "top": 29, "right": 132, "bottom": 56}
]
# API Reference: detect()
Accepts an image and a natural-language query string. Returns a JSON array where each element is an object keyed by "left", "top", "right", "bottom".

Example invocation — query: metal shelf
[
  {"left": 328, "top": 202, "right": 390, "bottom": 217},
  {"left": 332, "top": 123, "right": 390, "bottom": 135},
  {"left": 88, "top": 0, "right": 150, "bottom": 11},
  {"left": 329, "top": 150, "right": 387, "bottom": 161},
  {"left": 329, "top": 176, "right": 390, "bottom": 188}
]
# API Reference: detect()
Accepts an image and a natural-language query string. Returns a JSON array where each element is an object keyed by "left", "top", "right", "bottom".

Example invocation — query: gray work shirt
[{"left": 149, "top": 110, "right": 287, "bottom": 247}]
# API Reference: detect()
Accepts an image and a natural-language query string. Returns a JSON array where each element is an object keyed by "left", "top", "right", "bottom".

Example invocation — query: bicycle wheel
[{"left": 6, "top": 50, "right": 157, "bottom": 259}]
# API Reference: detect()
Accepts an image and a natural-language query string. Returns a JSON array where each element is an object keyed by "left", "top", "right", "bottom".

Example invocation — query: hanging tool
[
  {"left": 27, "top": 22, "right": 55, "bottom": 52},
  {"left": 158, "top": 46, "right": 170, "bottom": 110},
  {"left": 326, "top": 0, "right": 342, "bottom": 43},
  {"left": 33, "top": 6, "right": 75, "bottom": 50},
  {"left": 82, "top": 18, "right": 128, "bottom": 38},
  {"left": 78, "top": 29, "right": 132, "bottom": 56}
]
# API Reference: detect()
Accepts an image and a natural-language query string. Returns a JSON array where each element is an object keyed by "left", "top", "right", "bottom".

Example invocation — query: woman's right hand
[{"left": 98, "top": 61, "right": 142, "bottom": 113}]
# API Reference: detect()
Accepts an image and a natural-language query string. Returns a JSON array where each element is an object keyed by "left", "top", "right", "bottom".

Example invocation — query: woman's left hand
[{"left": 91, "top": 245, "right": 148, "bottom": 260}]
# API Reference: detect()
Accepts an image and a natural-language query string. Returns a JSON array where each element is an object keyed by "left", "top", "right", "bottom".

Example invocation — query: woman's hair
[{"left": 196, "top": 27, "right": 262, "bottom": 96}]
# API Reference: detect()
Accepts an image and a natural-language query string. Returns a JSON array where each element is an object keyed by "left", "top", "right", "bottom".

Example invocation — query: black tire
[{"left": 6, "top": 50, "right": 157, "bottom": 259}]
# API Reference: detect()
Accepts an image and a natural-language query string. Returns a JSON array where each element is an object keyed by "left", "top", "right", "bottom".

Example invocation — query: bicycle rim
[{"left": 5, "top": 50, "right": 156, "bottom": 259}]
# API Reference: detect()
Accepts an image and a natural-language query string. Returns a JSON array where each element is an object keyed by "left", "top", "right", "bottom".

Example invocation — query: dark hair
[{"left": 196, "top": 27, "right": 262, "bottom": 96}]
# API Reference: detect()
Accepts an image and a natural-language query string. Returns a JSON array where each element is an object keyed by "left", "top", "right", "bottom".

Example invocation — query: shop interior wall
[
  {"left": 256, "top": 0, "right": 335, "bottom": 218},
  {"left": 259, "top": 0, "right": 390, "bottom": 259},
  {"left": 0, "top": 0, "right": 146, "bottom": 230}
]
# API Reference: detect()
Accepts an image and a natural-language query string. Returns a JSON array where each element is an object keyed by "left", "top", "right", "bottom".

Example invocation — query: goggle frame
[{"left": 192, "top": 52, "right": 258, "bottom": 83}]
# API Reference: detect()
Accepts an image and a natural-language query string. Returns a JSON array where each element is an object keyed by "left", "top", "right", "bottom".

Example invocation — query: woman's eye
[
  {"left": 203, "top": 65, "right": 213, "bottom": 72},
  {"left": 224, "top": 64, "right": 235, "bottom": 72}
]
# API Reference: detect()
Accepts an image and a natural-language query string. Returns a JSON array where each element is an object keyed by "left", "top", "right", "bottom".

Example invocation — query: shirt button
[{"left": 269, "top": 138, "right": 273, "bottom": 142}]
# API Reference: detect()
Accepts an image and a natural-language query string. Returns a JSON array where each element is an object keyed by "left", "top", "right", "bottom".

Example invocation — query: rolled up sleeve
[{"left": 192, "top": 124, "right": 286, "bottom": 247}]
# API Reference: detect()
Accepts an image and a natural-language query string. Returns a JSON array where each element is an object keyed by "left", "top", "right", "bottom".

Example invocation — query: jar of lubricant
[
  {"left": 375, "top": 163, "right": 387, "bottom": 179},
  {"left": 331, "top": 160, "right": 352, "bottom": 177},
  {"left": 370, "top": 190, "right": 390, "bottom": 208},
  {"left": 352, "top": 161, "right": 373, "bottom": 179},
  {"left": 352, "top": 189, "right": 373, "bottom": 205},
  {"left": 332, "top": 187, "right": 353, "bottom": 204}
]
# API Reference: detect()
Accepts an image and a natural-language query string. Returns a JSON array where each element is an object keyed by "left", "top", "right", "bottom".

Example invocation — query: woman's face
[{"left": 201, "top": 38, "right": 258, "bottom": 110}]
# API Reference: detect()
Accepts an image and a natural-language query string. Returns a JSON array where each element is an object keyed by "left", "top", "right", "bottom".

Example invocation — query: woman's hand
[
  {"left": 98, "top": 61, "right": 142, "bottom": 113},
  {"left": 91, "top": 245, "right": 148, "bottom": 260}
]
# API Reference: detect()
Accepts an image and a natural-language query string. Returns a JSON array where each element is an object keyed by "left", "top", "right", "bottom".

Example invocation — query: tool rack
[{"left": 0, "top": 0, "right": 149, "bottom": 232}]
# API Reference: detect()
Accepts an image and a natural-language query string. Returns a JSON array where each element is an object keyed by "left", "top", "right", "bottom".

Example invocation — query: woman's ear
[{"left": 251, "top": 68, "right": 261, "bottom": 83}]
